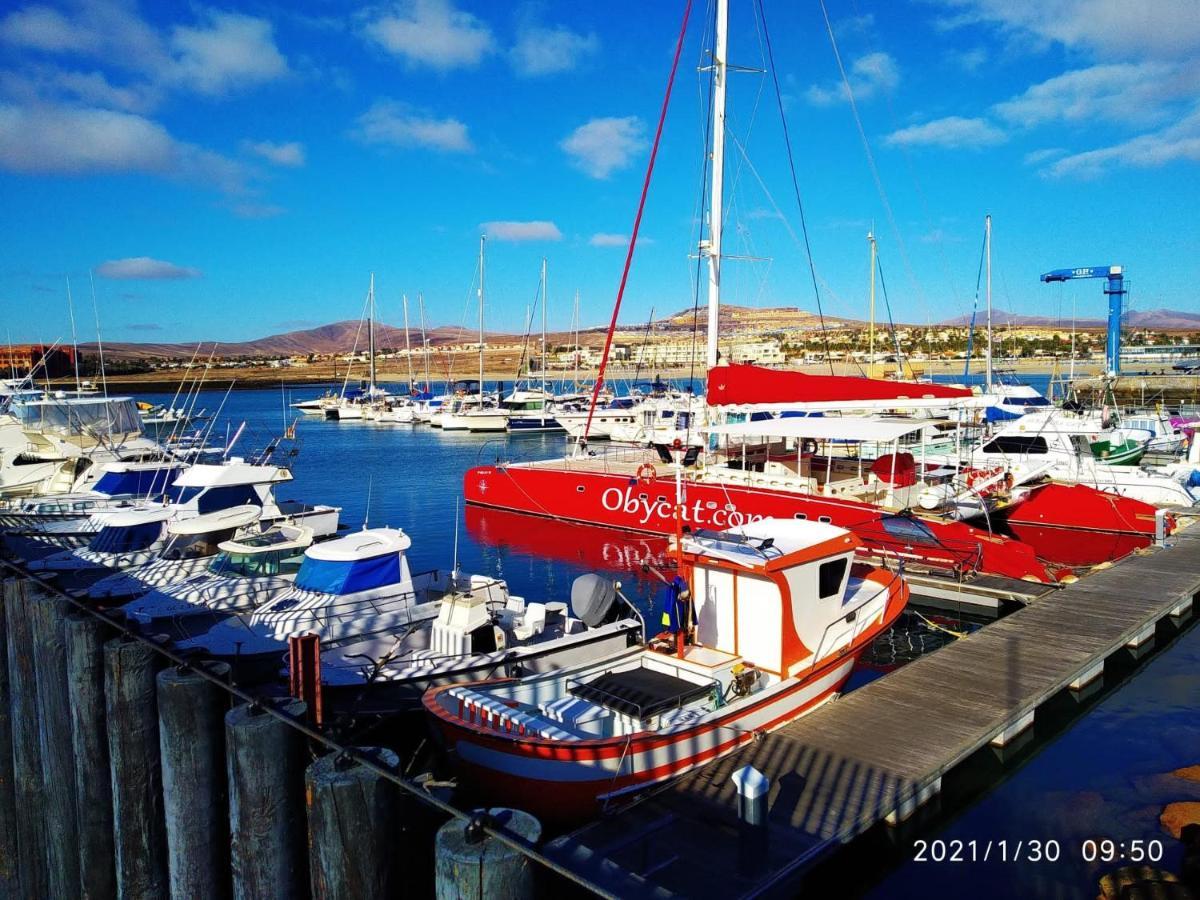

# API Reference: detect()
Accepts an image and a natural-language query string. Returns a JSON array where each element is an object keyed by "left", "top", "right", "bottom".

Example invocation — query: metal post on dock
[
  {"left": 226, "top": 699, "right": 307, "bottom": 900},
  {"left": 731, "top": 765, "right": 770, "bottom": 873},
  {"left": 158, "top": 663, "right": 233, "bottom": 900},
  {"left": 29, "top": 590, "right": 81, "bottom": 898},
  {"left": 0, "top": 582, "right": 19, "bottom": 897},
  {"left": 105, "top": 634, "right": 169, "bottom": 897},
  {"left": 306, "top": 749, "right": 401, "bottom": 899},
  {"left": 4, "top": 579, "right": 48, "bottom": 898},
  {"left": 435, "top": 807, "right": 543, "bottom": 900},
  {"left": 65, "top": 612, "right": 117, "bottom": 900}
]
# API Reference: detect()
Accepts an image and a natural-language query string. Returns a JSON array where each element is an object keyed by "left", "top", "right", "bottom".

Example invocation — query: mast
[
  {"left": 418, "top": 293, "right": 432, "bottom": 391},
  {"left": 985, "top": 214, "right": 993, "bottom": 393},
  {"left": 867, "top": 230, "right": 876, "bottom": 374},
  {"left": 703, "top": 0, "right": 729, "bottom": 370},
  {"left": 65, "top": 275, "right": 82, "bottom": 391},
  {"left": 540, "top": 257, "right": 548, "bottom": 403},
  {"left": 478, "top": 235, "right": 486, "bottom": 396},
  {"left": 402, "top": 293, "right": 414, "bottom": 391},
  {"left": 368, "top": 273, "right": 377, "bottom": 393},
  {"left": 572, "top": 290, "right": 581, "bottom": 392}
]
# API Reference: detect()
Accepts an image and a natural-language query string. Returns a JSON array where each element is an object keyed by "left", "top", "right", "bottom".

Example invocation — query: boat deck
[{"left": 546, "top": 526, "right": 1200, "bottom": 898}]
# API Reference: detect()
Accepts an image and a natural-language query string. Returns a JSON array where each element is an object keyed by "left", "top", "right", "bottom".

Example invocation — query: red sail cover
[{"left": 705, "top": 364, "right": 972, "bottom": 406}]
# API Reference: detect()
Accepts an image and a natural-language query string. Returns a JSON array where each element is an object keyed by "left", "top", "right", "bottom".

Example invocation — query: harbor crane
[{"left": 1040, "top": 265, "right": 1126, "bottom": 376}]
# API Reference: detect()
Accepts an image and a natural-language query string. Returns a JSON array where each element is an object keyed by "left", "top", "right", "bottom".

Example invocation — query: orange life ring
[{"left": 637, "top": 463, "right": 657, "bottom": 484}]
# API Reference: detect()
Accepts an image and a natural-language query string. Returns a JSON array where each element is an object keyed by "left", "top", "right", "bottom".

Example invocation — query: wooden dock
[{"left": 546, "top": 527, "right": 1200, "bottom": 898}]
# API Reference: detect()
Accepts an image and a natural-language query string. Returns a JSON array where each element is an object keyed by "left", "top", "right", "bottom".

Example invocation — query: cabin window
[
  {"left": 793, "top": 513, "right": 807, "bottom": 520},
  {"left": 90, "top": 521, "right": 163, "bottom": 553},
  {"left": 818, "top": 515, "right": 832, "bottom": 524},
  {"left": 819, "top": 558, "right": 848, "bottom": 599},
  {"left": 294, "top": 553, "right": 401, "bottom": 594},
  {"left": 576, "top": 486, "right": 585, "bottom": 493},
  {"left": 981, "top": 435, "right": 1048, "bottom": 455}
]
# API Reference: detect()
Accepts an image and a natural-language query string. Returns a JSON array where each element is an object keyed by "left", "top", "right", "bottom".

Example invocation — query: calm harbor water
[{"left": 140, "top": 382, "right": 1198, "bottom": 895}]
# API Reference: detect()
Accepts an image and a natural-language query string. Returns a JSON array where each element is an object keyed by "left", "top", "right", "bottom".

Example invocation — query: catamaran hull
[{"left": 464, "top": 463, "right": 1058, "bottom": 582}]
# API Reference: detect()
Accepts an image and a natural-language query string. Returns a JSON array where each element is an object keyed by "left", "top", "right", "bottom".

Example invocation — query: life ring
[{"left": 637, "top": 463, "right": 657, "bottom": 484}]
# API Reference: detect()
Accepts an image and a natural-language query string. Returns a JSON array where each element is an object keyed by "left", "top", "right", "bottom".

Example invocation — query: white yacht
[
  {"left": 120, "top": 523, "right": 313, "bottom": 639},
  {"left": 175, "top": 528, "right": 505, "bottom": 680}
]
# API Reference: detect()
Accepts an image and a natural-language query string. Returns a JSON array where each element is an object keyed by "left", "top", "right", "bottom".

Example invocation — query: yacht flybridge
[{"left": 424, "top": 518, "right": 908, "bottom": 822}]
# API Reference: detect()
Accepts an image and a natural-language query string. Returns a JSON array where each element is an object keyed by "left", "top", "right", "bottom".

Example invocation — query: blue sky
[{"left": 1, "top": 0, "right": 1198, "bottom": 345}]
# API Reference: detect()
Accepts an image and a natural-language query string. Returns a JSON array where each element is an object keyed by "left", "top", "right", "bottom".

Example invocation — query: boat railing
[{"left": 803, "top": 571, "right": 900, "bottom": 675}]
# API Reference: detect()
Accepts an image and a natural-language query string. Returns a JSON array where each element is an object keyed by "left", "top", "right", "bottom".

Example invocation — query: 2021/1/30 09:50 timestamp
[{"left": 913, "top": 838, "right": 1165, "bottom": 863}]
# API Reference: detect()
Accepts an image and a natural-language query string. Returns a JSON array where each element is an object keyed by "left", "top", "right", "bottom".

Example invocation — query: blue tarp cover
[{"left": 293, "top": 552, "right": 401, "bottom": 594}]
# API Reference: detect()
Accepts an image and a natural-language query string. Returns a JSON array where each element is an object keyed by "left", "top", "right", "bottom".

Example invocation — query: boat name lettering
[{"left": 599, "top": 485, "right": 763, "bottom": 528}]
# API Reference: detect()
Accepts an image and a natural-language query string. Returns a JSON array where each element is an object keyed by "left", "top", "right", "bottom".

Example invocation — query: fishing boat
[
  {"left": 318, "top": 572, "right": 644, "bottom": 712},
  {"left": 176, "top": 527, "right": 503, "bottom": 681},
  {"left": 424, "top": 517, "right": 909, "bottom": 822},
  {"left": 121, "top": 523, "right": 313, "bottom": 639},
  {"left": 25, "top": 506, "right": 175, "bottom": 591}
]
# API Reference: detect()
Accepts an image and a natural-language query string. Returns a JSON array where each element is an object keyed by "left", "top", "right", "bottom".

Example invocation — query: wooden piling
[
  {"left": 306, "top": 749, "right": 401, "bottom": 899},
  {"left": 65, "top": 612, "right": 117, "bottom": 900},
  {"left": 3, "top": 579, "right": 47, "bottom": 898},
  {"left": 226, "top": 700, "right": 308, "bottom": 900},
  {"left": 105, "top": 635, "right": 168, "bottom": 898},
  {"left": 29, "top": 589, "right": 80, "bottom": 899},
  {"left": 158, "top": 663, "right": 232, "bottom": 900},
  {"left": 0, "top": 583, "right": 19, "bottom": 898},
  {"left": 435, "top": 808, "right": 543, "bottom": 900}
]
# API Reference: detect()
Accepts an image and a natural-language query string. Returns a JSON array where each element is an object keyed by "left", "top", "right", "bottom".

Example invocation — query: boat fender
[{"left": 636, "top": 463, "right": 657, "bottom": 484}]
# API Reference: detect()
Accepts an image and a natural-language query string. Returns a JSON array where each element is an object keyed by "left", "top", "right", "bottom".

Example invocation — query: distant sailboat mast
[
  {"left": 478, "top": 235, "right": 486, "bottom": 395},
  {"left": 368, "top": 273, "right": 377, "bottom": 395},
  {"left": 985, "top": 214, "right": 993, "bottom": 394},
  {"left": 540, "top": 257, "right": 548, "bottom": 406},
  {"left": 402, "top": 293, "right": 415, "bottom": 392},
  {"left": 418, "top": 293, "right": 432, "bottom": 391}
]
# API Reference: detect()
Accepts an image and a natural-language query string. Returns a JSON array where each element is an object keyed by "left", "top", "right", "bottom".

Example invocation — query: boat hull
[{"left": 464, "top": 462, "right": 1059, "bottom": 582}]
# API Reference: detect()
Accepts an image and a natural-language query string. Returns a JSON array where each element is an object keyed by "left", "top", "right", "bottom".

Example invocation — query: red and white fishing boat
[{"left": 424, "top": 517, "right": 908, "bottom": 822}]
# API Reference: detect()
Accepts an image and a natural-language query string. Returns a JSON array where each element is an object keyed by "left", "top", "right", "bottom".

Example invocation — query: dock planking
[{"left": 548, "top": 526, "right": 1200, "bottom": 897}]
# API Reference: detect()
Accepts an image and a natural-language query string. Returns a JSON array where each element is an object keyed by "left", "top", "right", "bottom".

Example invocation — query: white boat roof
[
  {"left": 684, "top": 518, "right": 853, "bottom": 568},
  {"left": 218, "top": 523, "right": 313, "bottom": 554},
  {"left": 172, "top": 462, "right": 286, "bottom": 487},
  {"left": 168, "top": 504, "right": 262, "bottom": 535},
  {"left": 305, "top": 527, "right": 411, "bottom": 561},
  {"left": 707, "top": 415, "right": 927, "bottom": 442},
  {"left": 104, "top": 506, "right": 173, "bottom": 528}
]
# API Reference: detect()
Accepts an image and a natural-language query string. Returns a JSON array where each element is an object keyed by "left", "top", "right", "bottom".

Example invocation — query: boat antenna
[
  {"left": 65, "top": 275, "right": 82, "bottom": 392},
  {"left": 88, "top": 270, "right": 108, "bottom": 398},
  {"left": 418, "top": 293, "right": 432, "bottom": 392},
  {"left": 364, "top": 474, "right": 373, "bottom": 530}
]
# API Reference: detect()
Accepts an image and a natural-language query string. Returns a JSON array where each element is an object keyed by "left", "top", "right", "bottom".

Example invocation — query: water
[{"left": 140, "top": 384, "right": 1199, "bottom": 896}]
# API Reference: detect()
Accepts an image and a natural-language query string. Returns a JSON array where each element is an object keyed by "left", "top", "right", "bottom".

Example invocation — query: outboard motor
[{"left": 570, "top": 574, "right": 619, "bottom": 627}]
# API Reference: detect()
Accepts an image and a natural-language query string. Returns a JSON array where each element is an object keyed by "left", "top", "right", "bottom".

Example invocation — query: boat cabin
[
  {"left": 209, "top": 524, "right": 312, "bottom": 578},
  {"left": 288, "top": 528, "right": 413, "bottom": 596},
  {"left": 160, "top": 504, "right": 263, "bottom": 561},
  {"left": 87, "top": 507, "right": 172, "bottom": 555}
]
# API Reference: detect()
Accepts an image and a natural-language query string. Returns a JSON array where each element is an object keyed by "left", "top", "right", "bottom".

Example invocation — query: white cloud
[
  {"left": 230, "top": 201, "right": 286, "bottom": 219},
  {"left": 244, "top": 140, "right": 305, "bottom": 167},
  {"left": 1023, "top": 147, "right": 1065, "bottom": 166},
  {"left": 885, "top": 116, "right": 1006, "bottom": 149},
  {"left": 0, "top": 102, "right": 245, "bottom": 192},
  {"left": 589, "top": 233, "right": 627, "bottom": 247},
  {"left": 561, "top": 116, "right": 646, "bottom": 179},
  {"left": 353, "top": 100, "right": 472, "bottom": 152},
  {"left": 949, "top": 47, "right": 988, "bottom": 73},
  {"left": 928, "top": 0, "right": 1200, "bottom": 61},
  {"left": 510, "top": 24, "right": 598, "bottom": 76},
  {"left": 96, "top": 257, "right": 201, "bottom": 280},
  {"left": 167, "top": 11, "right": 289, "bottom": 96},
  {"left": 0, "top": 6, "right": 91, "bottom": 52},
  {"left": 364, "top": 0, "right": 494, "bottom": 71},
  {"left": 482, "top": 221, "right": 562, "bottom": 242},
  {"left": 1042, "top": 108, "right": 1200, "bottom": 179},
  {"left": 993, "top": 61, "right": 1200, "bottom": 128},
  {"left": 806, "top": 52, "right": 899, "bottom": 106}
]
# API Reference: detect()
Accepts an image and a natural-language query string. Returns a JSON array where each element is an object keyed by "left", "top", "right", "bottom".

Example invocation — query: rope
[{"left": 582, "top": 0, "right": 694, "bottom": 443}]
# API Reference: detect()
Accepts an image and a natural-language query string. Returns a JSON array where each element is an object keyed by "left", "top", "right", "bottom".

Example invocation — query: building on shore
[{"left": 0, "top": 344, "right": 77, "bottom": 379}]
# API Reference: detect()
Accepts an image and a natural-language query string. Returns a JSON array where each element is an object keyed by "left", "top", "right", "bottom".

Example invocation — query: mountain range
[{"left": 937, "top": 307, "right": 1200, "bottom": 329}]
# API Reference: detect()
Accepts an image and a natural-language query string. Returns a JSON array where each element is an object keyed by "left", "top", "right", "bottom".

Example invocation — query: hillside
[{"left": 938, "top": 307, "right": 1200, "bottom": 329}]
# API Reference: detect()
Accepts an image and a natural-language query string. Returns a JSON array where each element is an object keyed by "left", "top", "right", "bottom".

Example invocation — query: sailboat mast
[
  {"left": 541, "top": 257, "right": 548, "bottom": 401},
  {"left": 704, "top": 0, "right": 729, "bottom": 370},
  {"left": 985, "top": 214, "right": 993, "bottom": 393},
  {"left": 572, "top": 290, "right": 581, "bottom": 391},
  {"left": 867, "top": 231, "right": 876, "bottom": 372},
  {"left": 65, "top": 275, "right": 82, "bottom": 391},
  {"left": 368, "top": 273, "right": 377, "bottom": 393},
  {"left": 402, "top": 293, "right": 414, "bottom": 390},
  {"left": 419, "top": 293, "right": 432, "bottom": 390},
  {"left": 478, "top": 235, "right": 486, "bottom": 395}
]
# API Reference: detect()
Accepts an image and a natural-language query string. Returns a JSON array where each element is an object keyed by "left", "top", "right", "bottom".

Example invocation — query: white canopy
[
  {"left": 306, "top": 527, "right": 411, "bottom": 561},
  {"left": 707, "top": 416, "right": 928, "bottom": 443},
  {"left": 218, "top": 523, "right": 313, "bottom": 555},
  {"left": 169, "top": 504, "right": 262, "bottom": 535}
]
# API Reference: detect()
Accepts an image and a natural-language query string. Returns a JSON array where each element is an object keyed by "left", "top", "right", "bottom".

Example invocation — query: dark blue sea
[{"left": 135, "top": 380, "right": 1198, "bottom": 897}]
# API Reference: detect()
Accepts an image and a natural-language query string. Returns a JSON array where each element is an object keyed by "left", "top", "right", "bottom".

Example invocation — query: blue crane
[{"left": 1040, "top": 265, "right": 1125, "bottom": 376}]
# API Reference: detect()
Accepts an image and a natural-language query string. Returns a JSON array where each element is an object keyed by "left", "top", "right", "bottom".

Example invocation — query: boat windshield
[
  {"left": 93, "top": 467, "right": 179, "bottom": 498},
  {"left": 292, "top": 552, "right": 401, "bottom": 594},
  {"left": 90, "top": 521, "right": 163, "bottom": 553},
  {"left": 162, "top": 529, "right": 238, "bottom": 561},
  {"left": 208, "top": 547, "right": 306, "bottom": 578},
  {"left": 167, "top": 483, "right": 265, "bottom": 512}
]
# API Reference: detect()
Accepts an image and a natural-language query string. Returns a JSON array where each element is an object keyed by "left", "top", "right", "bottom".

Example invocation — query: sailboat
[
  {"left": 444, "top": 237, "right": 498, "bottom": 431},
  {"left": 326, "top": 275, "right": 388, "bottom": 421}
]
